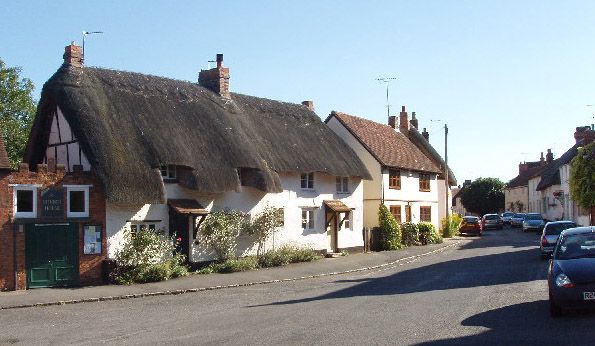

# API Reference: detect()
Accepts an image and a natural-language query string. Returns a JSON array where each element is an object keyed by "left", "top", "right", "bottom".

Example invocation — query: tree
[
  {"left": 460, "top": 177, "right": 505, "bottom": 216},
  {"left": 377, "top": 204, "right": 402, "bottom": 250},
  {"left": 0, "top": 58, "right": 36, "bottom": 169},
  {"left": 570, "top": 141, "right": 595, "bottom": 210}
]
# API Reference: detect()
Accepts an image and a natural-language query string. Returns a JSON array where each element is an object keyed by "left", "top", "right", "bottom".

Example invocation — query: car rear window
[
  {"left": 525, "top": 214, "right": 542, "bottom": 220},
  {"left": 485, "top": 215, "right": 499, "bottom": 220},
  {"left": 545, "top": 223, "right": 576, "bottom": 235},
  {"left": 463, "top": 217, "right": 478, "bottom": 223},
  {"left": 514, "top": 213, "right": 524, "bottom": 218},
  {"left": 555, "top": 233, "right": 595, "bottom": 260},
  {"left": 503, "top": 212, "right": 514, "bottom": 217}
]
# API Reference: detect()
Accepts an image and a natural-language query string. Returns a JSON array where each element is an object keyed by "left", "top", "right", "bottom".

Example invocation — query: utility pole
[
  {"left": 376, "top": 77, "right": 397, "bottom": 118},
  {"left": 444, "top": 124, "right": 449, "bottom": 220}
]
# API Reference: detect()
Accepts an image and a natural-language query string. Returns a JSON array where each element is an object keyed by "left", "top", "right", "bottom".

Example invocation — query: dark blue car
[{"left": 548, "top": 226, "right": 595, "bottom": 317}]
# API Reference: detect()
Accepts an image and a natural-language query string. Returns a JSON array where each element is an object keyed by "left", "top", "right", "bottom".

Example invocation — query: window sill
[
  {"left": 419, "top": 189, "right": 431, "bottom": 192},
  {"left": 389, "top": 187, "right": 401, "bottom": 190},
  {"left": 336, "top": 191, "right": 350, "bottom": 195}
]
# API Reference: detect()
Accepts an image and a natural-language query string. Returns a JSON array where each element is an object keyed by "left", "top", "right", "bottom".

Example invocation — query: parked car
[
  {"left": 548, "top": 226, "right": 595, "bottom": 316},
  {"left": 459, "top": 216, "right": 482, "bottom": 236},
  {"left": 510, "top": 213, "right": 526, "bottom": 228},
  {"left": 540, "top": 221, "right": 577, "bottom": 259},
  {"left": 522, "top": 213, "right": 545, "bottom": 232},
  {"left": 482, "top": 214, "right": 503, "bottom": 230},
  {"left": 501, "top": 212, "right": 515, "bottom": 225}
]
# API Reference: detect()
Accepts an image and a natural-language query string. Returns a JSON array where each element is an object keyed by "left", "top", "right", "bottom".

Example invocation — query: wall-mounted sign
[
  {"left": 41, "top": 188, "right": 63, "bottom": 218},
  {"left": 84, "top": 225, "right": 102, "bottom": 255}
]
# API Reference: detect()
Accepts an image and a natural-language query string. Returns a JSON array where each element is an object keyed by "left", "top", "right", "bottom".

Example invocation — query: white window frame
[
  {"left": 342, "top": 211, "right": 352, "bottom": 230},
  {"left": 11, "top": 184, "right": 39, "bottom": 218},
  {"left": 300, "top": 173, "right": 314, "bottom": 190},
  {"left": 301, "top": 208, "right": 315, "bottom": 230},
  {"left": 65, "top": 185, "right": 90, "bottom": 218},
  {"left": 336, "top": 177, "right": 349, "bottom": 193}
]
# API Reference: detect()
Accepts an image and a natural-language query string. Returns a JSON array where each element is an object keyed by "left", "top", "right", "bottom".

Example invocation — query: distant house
[
  {"left": 1, "top": 44, "right": 372, "bottom": 290},
  {"left": 325, "top": 107, "right": 455, "bottom": 231},
  {"left": 452, "top": 180, "right": 471, "bottom": 216},
  {"left": 508, "top": 126, "right": 594, "bottom": 226}
]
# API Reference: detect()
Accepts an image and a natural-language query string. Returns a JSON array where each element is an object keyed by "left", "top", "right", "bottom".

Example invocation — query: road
[{"left": 1, "top": 227, "right": 594, "bottom": 345}]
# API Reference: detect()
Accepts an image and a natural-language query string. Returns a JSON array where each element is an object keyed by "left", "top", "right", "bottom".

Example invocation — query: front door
[
  {"left": 169, "top": 209, "right": 190, "bottom": 262},
  {"left": 26, "top": 224, "right": 78, "bottom": 288}
]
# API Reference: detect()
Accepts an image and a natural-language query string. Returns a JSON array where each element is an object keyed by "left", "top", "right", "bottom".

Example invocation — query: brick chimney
[
  {"left": 546, "top": 149, "right": 554, "bottom": 163},
  {"left": 539, "top": 152, "right": 545, "bottom": 165},
  {"left": 410, "top": 112, "right": 418, "bottom": 129},
  {"left": 574, "top": 125, "right": 595, "bottom": 144},
  {"left": 399, "top": 106, "right": 409, "bottom": 134},
  {"left": 199, "top": 54, "right": 230, "bottom": 99},
  {"left": 388, "top": 116, "right": 396, "bottom": 129},
  {"left": 422, "top": 128, "right": 429, "bottom": 141},
  {"left": 519, "top": 162, "right": 528, "bottom": 174},
  {"left": 301, "top": 101, "right": 315, "bottom": 112},
  {"left": 63, "top": 43, "right": 83, "bottom": 67}
]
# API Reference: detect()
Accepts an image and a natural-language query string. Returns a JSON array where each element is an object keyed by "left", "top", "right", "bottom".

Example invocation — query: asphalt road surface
[{"left": 1, "top": 227, "right": 594, "bottom": 345}]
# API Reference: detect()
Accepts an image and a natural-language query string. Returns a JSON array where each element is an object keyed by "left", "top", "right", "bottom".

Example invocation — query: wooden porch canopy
[
  {"left": 324, "top": 200, "right": 352, "bottom": 213},
  {"left": 167, "top": 199, "right": 208, "bottom": 215}
]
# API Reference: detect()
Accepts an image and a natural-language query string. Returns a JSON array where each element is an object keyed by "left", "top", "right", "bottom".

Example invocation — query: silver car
[
  {"left": 523, "top": 213, "right": 545, "bottom": 232},
  {"left": 540, "top": 221, "right": 577, "bottom": 258},
  {"left": 510, "top": 213, "right": 526, "bottom": 228},
  {"left": 501, "top": 211, "right": 515, "bottom": 225}
]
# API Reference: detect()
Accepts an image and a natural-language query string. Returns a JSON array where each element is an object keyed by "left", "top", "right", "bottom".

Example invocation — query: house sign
[{"left": 41, "top": 188, "right": 63, "bottom": 217}]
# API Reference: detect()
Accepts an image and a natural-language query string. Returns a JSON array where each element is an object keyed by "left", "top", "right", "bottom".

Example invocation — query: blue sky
[{"left": 2, "top": 1, "right": 594, "bottom": 183}]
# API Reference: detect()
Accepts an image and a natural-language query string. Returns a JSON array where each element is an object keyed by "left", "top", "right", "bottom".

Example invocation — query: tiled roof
[
  {"left": 506, "top": 164, "right": 548, "bottom": 189},
  {"left": 536, "top": 141, "right": 583, "bottom": 191},
  {"left": 0, "top": 136, "right": 11, "bottom": 169},
  {"left": 330, "top": 112, "right": 441, "bottom": 174}
]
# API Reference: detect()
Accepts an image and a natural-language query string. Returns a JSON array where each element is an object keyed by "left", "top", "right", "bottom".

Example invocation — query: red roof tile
[{"left": 332, "top": 112, "right": 441, "bottom": 173}]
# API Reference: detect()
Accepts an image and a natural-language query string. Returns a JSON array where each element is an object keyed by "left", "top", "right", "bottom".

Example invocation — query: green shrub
[
  {"left": 216, "top": 257, "right": 259, "bottom": 273},
  {"left": 378, "top": 205, "right": 403, "bottom": 250},
  {"left": 401, "top": 222, "right": 420, "bottom": 246},
  {"left": 442, "top": 214, "right": 463, "bottom": 238},
  {"left": 258, "top": 245, "right": 320, "bottom": 267},
  {"left": 199, "top": 210, "right": 248, "bottom": 261},
  {"left": 418, "top": 222, "right": 443, "bottom": 245},
  {"left": 111, "top": 228, "right": 188, "bottom": 285}
]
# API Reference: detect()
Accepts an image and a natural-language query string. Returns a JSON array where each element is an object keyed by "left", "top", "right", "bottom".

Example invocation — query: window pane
[
  {"left": 69, "top": 190, "right": 85, "bottom": 213},
  {"left": 336, "top": 177, "right": 342, "bottom": 191},
  {"left": 16, "top": 190, "right": 34, "bottom": 212},
  {"left": 301, "top": 174, "right": 307, "bottom": 188},
  {"left": 302, "top": 210, "right": 307, "bottom": 228},
  {"left": 342, "top": 177, "right": 349, "bottom": 192},
  {"left": 161, "top": 166, "right": 168, "bottom": 177},
  {"left": 308, "top": 211, "right": 314, "bottom": 229},
  {"left": 308, "top": 173, "right": 314, "bottom": 189}
]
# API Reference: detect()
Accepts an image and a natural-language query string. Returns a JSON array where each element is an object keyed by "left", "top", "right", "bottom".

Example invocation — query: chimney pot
[
  {"left": 399, "top": 106, "right": 409, "bottom": 134},
  {"left": 388, "top": 116, "right": 396, "bottom": 129},
  {"left": 301, "top": 101, "right": 315, "bottom": 112},
  {"left": 422, "top": 127, "right": 429, "bottom": 141},
  {"left": 410, "top": 111, "right": 418, "bottom": 129},
  {"left": 199, "top": 54, "right": 231, "bottom": 99},
  {"left": 63, "top": 44, "right": 83, "bottom": 67}
]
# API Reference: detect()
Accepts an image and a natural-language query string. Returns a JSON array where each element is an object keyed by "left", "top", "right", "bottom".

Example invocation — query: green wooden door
[{"left": 26, "top": 224, "right": 78, "bottom": 288}]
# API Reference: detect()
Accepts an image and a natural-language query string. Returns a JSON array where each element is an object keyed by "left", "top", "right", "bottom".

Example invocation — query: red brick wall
[{"left": 0, "top": 164, "right": 106, "bottom": 290}]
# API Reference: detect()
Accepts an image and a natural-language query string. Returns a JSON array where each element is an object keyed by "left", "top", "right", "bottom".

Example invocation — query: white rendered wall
[
  {"left": 505, "top": 186, "right": 528, "bottom": 213},
  {"left": 105, "top": 171, "right": 364, "bottom": 262},
  {"left": 528, "top": 177, "right": 542, "bottom": 214}
]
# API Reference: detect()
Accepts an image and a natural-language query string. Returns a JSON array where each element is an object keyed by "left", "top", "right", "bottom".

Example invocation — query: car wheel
[{"left": 549, "top": 294, "right": 563, "bottom": 317}]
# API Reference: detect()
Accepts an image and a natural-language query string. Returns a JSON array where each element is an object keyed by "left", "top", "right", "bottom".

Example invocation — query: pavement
[{"left": 0, "top": 238, "right": 465, "bottom": 310}]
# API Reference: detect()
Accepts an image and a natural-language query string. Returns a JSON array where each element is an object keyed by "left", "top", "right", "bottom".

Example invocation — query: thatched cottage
[{"left": 19, "top": 44, "right": 370, "bottom": 277}]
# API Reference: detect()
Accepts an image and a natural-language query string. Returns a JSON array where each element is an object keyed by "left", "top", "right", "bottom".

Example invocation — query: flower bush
[
  {"left": 418, "top": 222, "right": 443, "bottom": 245},
  {"left": 111, "top": 228, "right": 188, "bottom": 285},
  {"left": 401, "top": 222, "right": 420, "bottom": 246}
]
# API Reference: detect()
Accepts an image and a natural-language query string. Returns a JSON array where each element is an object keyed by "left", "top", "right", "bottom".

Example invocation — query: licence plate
[{"left": 584, "top": 292, "right": 595, "bottom": 300}]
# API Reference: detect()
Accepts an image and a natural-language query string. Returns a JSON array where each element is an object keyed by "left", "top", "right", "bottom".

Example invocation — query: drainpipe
[{"left": 13, "top": 223, "right": 18, "bottom": 290}]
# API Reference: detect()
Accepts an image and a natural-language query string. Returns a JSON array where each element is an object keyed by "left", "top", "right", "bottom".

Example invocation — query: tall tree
[
  {"left": 0, "top": 58, "right": 36, "bottom": 169},
  {"left": 569, "top": 141, "right": 595, "bottom": 210},
  {"left": 460, "top": 177, "right": 505, "bottom": 216}
]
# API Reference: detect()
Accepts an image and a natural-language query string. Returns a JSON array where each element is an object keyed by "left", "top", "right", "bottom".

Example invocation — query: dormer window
[
  {"left": 301, "top": 173, "right": 314, "bottom": 189},
  {"left": 336, "top": 177, "right": 349, "bottom": 193},
  {"left": 161, "top": 165, "right": 177, "bottom": 180}
]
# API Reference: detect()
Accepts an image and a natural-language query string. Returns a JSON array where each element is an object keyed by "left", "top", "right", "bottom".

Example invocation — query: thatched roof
[
  {"left": 26, "top": 65, "right": 370, "bottom": 204},
  {"left": 407, "top": 127, "right": 457, "bottom": 186},
  {"left": 536, "top": 141, "right": 583, "bottom": 191}
]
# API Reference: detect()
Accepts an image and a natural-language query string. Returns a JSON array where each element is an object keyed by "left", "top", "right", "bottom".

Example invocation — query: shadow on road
[
  {"left": 250, "top": 247, "right": 545, "bottom": 308},
  {"left": 415, "top": 300, "right": 595, "bottom": 345}
]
